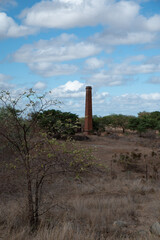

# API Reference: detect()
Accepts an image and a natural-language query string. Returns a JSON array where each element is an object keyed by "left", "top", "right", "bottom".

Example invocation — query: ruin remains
[{"left": 84, "top": 86, "right": 93, "bottom": 134}]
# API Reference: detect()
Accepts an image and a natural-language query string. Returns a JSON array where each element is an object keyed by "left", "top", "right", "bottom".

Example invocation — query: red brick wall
[{"left": 84, "top": 86, "right": 93, "bottom": 134}]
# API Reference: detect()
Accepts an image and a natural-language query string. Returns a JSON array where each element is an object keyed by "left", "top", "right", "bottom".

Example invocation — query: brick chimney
[{"left": 84, "top": 86, "right": 93, "bottom": 134}]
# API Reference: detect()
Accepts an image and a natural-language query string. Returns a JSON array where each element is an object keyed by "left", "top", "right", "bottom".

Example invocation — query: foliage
[
  {"left": 127, "top": 111, "right": 160, "bottom": 136},
  {"left": 33, "top": 109, "right": 80, "bottom": 138},
  {"left": 127, "top": 116, "right": 139, "bottom": 131},
  {"left": 101, "top": 115, "right": 114, "bottom": 126},
  {"left": 92, "top": 115, "right": 105, "bottom": 132},
  {"left": 108, "top": 114, "right": 130, "bottom": 133},
  {"left": 127, "top": 116, "right": 147, "bottom": 136},
  {"left": 79, "top": 117, "right": 85, "bottom": 130},
  {"left": 79, "top": 112, "right": 160, "bottom": 136},
  {"left": 147, "top": 111, "right": 160, "bottom": 131},
  {"left": 0, "top": 89, "right": 97, "bottom": 231},
  {"left": 98, "top": 114, "right": 131, "bottom": 133},
  {"left": 0, "top": 89, "right": 57, "bottom": 230},
  {"left": 92, "top": 111, "right": 160, "bottom": 136}
]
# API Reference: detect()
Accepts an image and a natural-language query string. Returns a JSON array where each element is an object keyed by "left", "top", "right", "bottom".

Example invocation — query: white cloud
[
  {"left": 13, "top": 34, "right": 100, "bottom": 77},
  {"left": 140, "top": 93, "right": 160, "bottom": 100},
  {"left": 110, "top": 54, "right": 160, "bottom": 76},
  {"left": 53, "top": 88, "right": 160, "bottom": 116},
  {"left": 20, "top": 0, "right": 140, "bottom": 29},
  {"left": 93, "top": 91, "right": 109, "bottom": 105},
  {"left": 100, "top": 92, "right": 160, "bottom": 116},
  {"left": 50, "top": 80, "right": 85, "bottom": 98},
  {"left": 87, "top": 54, "right": 160, "bottom": 87},
  {"left": 93, "top": 30, "right": 156, "bottom": 46},
  {"left": 1, "top": 78, "right": 158, "bottom": 117},
  {"left": 48, "top": 80, "right": 110, "bottom": 116},
  {"left": 85, "top": 57, "right": 104, "bottom": 70},
  {"left": 50, "top": 81, "right": 109, "bottom": 101},
  {"left": 19, "top": 0, "right": 160, "bottom": 47},
  {"left": 1, "top": 0, "right": 160, "bottom": 44},
  {"left": 14, "top": 34, "right": 100, "bottom": 62},
  {"left": 33, "top": 81, "right": 46, "bottom": 90},
  {"left": 60, "top": 80, "right": 84, "bottom": 92},
  {"left": 88, "top": 70, "right": 130, "bottom": 87},
  {"left": 148, "top": 76, "right": 160, "bottom": 84},
  {"left": 91, "top": 9, "right": 160, "bottom": 46},
  {"left": 110, "top": 63, "right": 160, "bottom": 75},
  {"left": 0, "top": 0, "right": 17, "bottom": 10},
  {"left": 0, "top": 12, "right": 36, "bottom": 38},
  {"left": 29, "top": 63, "right": 78, "bottom": 77},
  {"left": 118, "top": 92, "right": 160, "bottom": 102},
  {"left": 0, "top": 73, "right": 13, "bottom": 89},
  {"left": 123, "top": 55, "right": 146, "bottom": 63},
  {"left": 146, "top": 15, "right": 160, "bottom": 32},
  {"left": 31, "top": 86, "right": 160, "bottom": 116},
  {"left": 0, "top": 73, "right": 10, "bottom": 81}
]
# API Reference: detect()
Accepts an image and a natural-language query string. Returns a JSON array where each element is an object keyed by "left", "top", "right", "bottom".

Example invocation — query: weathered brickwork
[{"left": 84, "top": 86, "right": 93, "bottom": 134}]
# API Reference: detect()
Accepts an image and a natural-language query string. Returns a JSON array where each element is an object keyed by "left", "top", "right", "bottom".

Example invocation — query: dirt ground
[
  {"left": 1, "top": 133, "right": 160, "bottom": 239},
  {"left": 79, "top": 133, "right": 160, "bottom": 174},
  {"left": 80, "top": 133, "right": 159, "bottom": 159},
  {"left": 76, "top": 133, "right": 160, "bottom": 238}
]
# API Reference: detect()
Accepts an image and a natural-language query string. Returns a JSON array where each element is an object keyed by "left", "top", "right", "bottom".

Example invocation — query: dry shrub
[
  {"left": 113, "top": 152, "right": 144, "bottom": 173},
  {"left": 113, "top": 150, "right": 160, "bottom": 181}
]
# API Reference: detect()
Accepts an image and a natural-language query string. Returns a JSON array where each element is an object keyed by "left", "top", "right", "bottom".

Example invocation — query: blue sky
[{"left": 0, "top": 0, "right": 160, "bottom": 117}]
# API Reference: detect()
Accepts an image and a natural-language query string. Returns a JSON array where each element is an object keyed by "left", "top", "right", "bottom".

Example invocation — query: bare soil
[
  {"left": 77, "top": 134, "right": 160, "bottom": 238},
  {"left": 1, "top": 133, "right": 160, "bottom": 239},
  {"left": 80, "top": 133, "right": 159, "bottom": 159}
]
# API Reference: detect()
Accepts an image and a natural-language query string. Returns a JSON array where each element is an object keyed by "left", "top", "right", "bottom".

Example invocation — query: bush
[
  {"left": 34, "top": 109, "right": 80, "bottom": 138},
  {"left": 113, "top": 152, "right": 144, "bottom": 172},
  {"left": 0, "top": 89, "right": 98, "bottom": 231}
]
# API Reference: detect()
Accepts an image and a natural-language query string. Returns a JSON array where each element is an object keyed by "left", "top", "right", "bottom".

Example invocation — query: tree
[
  {"left": 0, "top": 89, "right": 57, "bottom": 230},
  {"left": 102, "top": 114, "right": 130, "bottom": 133},
  {"left": 0, "top": 89, "right": 96, "bottom": 231},
  {"left": 111, "top": 114, "right": 130, "bottom": 133},
  {"left": 127, "top": 116, "right": 140, "bottom": 132},
  {"left": 92, "top": 115, "right": 105, "bottom": 133},
  {"left": 34, "top": 109, "right": 79, "bottom": 138},
  {"left": 128, "top": 115, "right": 148, "bottom": 137},
  {"left": 149, "top": 111, "right": 160, "bottom": 131},
  {"left": 138, "top": 111, "right": 160, "bottom": 130},
  {"left": 101, "top": 115, "right": 113, "bottom": 126},
  {"left": 137, "top": 111, "right": 160, "bottom": 136}
]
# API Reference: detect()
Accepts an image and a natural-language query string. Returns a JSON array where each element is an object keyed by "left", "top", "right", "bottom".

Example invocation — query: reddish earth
[{"left": 79, "top": 133, "right": 160, "bottom": 168}]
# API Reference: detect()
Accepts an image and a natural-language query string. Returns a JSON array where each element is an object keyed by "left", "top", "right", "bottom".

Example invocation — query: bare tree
[
  {"left": 0, "top": 89, "right": 96, "bottom": 231},
  {"left": 0, "top": 89, "right": 57, "bottom": 230}
]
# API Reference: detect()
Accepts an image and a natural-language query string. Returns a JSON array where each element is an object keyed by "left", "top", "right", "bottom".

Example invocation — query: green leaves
[
  {"left": 35, "top": 109, "right": 80, "bottom": 138},
  {"left": 128, "top": 111, "right": 160, "bottom": 136}
]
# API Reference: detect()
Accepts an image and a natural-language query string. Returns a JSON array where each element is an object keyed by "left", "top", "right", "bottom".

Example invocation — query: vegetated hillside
[{"left": 1, "top": 132, "right": 160, "bottom": 240}]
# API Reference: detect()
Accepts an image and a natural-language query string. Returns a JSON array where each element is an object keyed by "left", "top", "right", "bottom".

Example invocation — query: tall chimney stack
[{"left": 84, "top": 86, "right": 93, "bottom": 134}]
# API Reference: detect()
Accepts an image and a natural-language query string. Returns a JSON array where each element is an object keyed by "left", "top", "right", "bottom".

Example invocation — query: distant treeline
[
  {"left": 88, "top": 111, "right": 160, "bottom": 136},
  {"left": 1, "top": 106, "right": 160, "bottom": 137}
]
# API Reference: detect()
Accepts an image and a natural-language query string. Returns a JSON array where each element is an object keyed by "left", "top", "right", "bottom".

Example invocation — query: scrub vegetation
[{"left": 0, "top": 90, "right": 160, "bottom": 240}]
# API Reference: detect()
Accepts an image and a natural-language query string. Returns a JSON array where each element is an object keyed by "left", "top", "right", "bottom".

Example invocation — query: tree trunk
[
  {"left": 35, "top": 181, "right": 39, "bottom": 230},
  {"left": 27, "top": 173, "right": 35, "bottom": 230}
]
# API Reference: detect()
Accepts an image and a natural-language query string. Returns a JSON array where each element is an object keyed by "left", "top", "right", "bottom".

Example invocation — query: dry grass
[
  {"left": 1, "top": 134, "right": 160, "bottom": 239},
  {"left": 1, "top": 177, "right": 160, "bottom": 240}
]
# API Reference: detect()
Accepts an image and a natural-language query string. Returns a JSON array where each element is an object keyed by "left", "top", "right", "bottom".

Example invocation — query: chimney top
[{"left": 86, "top": 86, "right": 92, "bottom": 89}]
